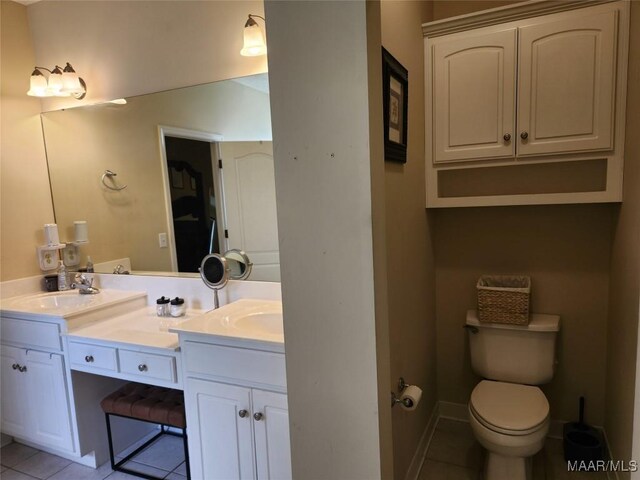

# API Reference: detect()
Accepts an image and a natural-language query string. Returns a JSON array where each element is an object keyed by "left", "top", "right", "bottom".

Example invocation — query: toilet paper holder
[{"left": 391, "top": 377, "right": 414, "bottom": 408}]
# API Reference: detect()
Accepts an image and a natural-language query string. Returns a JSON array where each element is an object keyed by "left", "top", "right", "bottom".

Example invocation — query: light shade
[
  {"left": 241, "top": 22, "right": 267, "bottom": 56},
  {"left": 27, "top": 70, "right": 50, "bottom": 97},
  {"left": 26, "top": 63, "right": 87, "bottom": 99}
]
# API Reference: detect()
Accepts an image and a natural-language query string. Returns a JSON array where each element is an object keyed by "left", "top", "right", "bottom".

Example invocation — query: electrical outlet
[{"left": 159, "top": 233, "right": 168, "bottom": 248}]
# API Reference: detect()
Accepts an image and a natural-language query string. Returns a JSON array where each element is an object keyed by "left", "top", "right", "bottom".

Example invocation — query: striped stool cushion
[{"left": 100, "top": 382, "right": 186, "bottom": 429}]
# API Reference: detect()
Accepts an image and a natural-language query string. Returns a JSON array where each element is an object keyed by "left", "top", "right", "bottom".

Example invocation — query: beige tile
[
  {"left": 419, "top": 460, "right": 480, "bottom": 480},
  {"left": 0, "top": 469, "right": 39, "bottom": 480},
  {"left": 173, "top": 462, "right": 187, "bottom": 476},
  {"left": 165, "top": 473, "right": 186, "bottom": 480},
  {"left": 116, "top": 461, "right": 168, "bottom": 478},
  {"left": 12, "top": 452, "right": 71, "bottom": 480},
  {"left": 132, "top": 434, "right": 184, "bottom": 472},
  {"left": 0, "top": 444, "right": 39, "bottom": 468},
  {"left": 427, "top": 420, "right": 483, "bottom": 469},
  {"left": 47, "top": 461, "right": 113, "bottom": 480}
]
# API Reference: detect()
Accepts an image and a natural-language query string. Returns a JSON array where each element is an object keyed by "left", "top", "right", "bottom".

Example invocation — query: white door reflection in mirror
[{"left": 219, "top": 142, "right": 279, "bottom": 282}]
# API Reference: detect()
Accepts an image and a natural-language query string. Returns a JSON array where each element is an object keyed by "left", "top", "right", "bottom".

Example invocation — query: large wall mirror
[{"left": 41, "top": 73, "right": 280, "bottom": 282}]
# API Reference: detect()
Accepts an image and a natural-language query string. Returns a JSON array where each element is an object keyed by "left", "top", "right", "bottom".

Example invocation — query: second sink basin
[
  {"left": 14, "top": 291, "right": 97, "bottom": 310},
  {"left": 232, "top": 312, "right": 283, "bottom": 336}
]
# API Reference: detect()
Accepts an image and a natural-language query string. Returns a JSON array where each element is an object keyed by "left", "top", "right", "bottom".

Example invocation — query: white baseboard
[{"left": 404, "top": 402, "right": 439, "bottom": 480}]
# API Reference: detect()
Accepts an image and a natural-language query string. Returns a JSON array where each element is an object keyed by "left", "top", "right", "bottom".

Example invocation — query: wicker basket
[{"left": 477, "top": 275, "right": 531, "bottom": 325}]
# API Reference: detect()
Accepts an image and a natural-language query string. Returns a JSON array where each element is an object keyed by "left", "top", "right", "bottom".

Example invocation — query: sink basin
[
  {"left": 232, "top": 312, "right": 283, "bottom": 336},
  {"left": 169, "top": 299, "right": 284, "bottom": 348},
  {"left": 13, "top": 291, "right": 97, "bottom": 310}
]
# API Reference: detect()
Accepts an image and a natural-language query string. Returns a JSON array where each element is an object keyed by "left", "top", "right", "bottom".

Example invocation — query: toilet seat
[{"left": 470, "top": 380, "right": 549, "bottom": 436}]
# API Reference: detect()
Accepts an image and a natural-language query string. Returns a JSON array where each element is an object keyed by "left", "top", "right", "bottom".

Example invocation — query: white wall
[
  {"left": 27, "top": 0, "right": 268, "bottom": 110},
  {"left": 265, "top": 1, "right": 392, "bottom": 478}
]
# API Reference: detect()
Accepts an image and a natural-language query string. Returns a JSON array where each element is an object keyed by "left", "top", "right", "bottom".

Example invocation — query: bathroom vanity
[{"left": 0, "top": 281, "right": 290, "bottom": 480}]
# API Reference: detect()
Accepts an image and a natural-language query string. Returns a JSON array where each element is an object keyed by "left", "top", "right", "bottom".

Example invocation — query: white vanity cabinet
[
  {"left": 424, "top": 1, "right": 630, "bottom": 207},
  {"left": 0, "top": 319, "right": 74, "bottom": 452},
  {"left": 181, "top": 340, "right": 291, "bottom": 480}
]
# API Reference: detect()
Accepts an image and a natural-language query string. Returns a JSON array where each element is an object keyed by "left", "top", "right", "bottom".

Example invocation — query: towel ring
[{"left": 101, "top": 170, "right": 127, "bottom": 191}]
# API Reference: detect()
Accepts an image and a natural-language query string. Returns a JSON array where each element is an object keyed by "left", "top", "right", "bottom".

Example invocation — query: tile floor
[
  {"left": 0, "top": 434, "right": 187, "bottom": 480},
  {"left": 0, "top": 419, "right": 611, "bottom": 479},
  {"left": 418, "top": 418, "right": 609, "bottom": 480}
]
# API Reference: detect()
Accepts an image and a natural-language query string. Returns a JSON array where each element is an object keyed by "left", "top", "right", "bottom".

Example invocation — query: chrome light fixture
[
  {"left": 240, "top": 14, "right": 267, "bottom": 57},
  {"left": 28, "top": 62, "right": 86, "bottom": 99}
]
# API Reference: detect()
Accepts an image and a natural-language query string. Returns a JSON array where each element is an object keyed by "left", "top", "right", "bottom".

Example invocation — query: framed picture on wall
[
  {"left": 382, "top": 47, "right": 408, "bottom": 164},
  {"left": 170, "top": 168, "right": 184, "bottom": 189}
]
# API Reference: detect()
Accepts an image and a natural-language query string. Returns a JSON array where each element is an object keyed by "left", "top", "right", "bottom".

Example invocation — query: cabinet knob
[
  {"left": 85, "top": 355, "right": 94, "bottom": 363},
  {"left": 18, "top": 365, "right": 27, "bottom": 373},
  {"left": 253, "top": 412, "right": 264, "bottom": 421},
  {"left": 12, "top": 363, "right": 19, "bottom": 370},
  {"left": 238, "top": 409, "right": 248, "bottom": 418},
  {"left": 520, "top": 131, "right": 529, "bottom": 140},
  {"left": 138, "top": 364, "right": 148, "bottom": 372},
  {"left": 503, "top": 133, "right": 511, "bottom": 141}
]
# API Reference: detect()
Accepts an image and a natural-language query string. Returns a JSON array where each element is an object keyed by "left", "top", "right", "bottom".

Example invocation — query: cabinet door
[
  {"left": 431, "top": 27, "right": 516, "bottom": 163},
  {"left": 0, "top": 346, "right": 28, "bottom": 438},
  {"left": 185, "top": 378, "right": 255, "bottom": 480},
  {"left": 23, "top": 350, "right": 74, "bottom": 451},
  {"left": 517, "top": 9, "right": 617, "bottom": 156},
  {"left": 252, "top": 390, "right": 291, "bottom": 480}
]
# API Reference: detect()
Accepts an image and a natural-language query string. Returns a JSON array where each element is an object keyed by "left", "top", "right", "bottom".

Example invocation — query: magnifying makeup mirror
[
  {"left": 199, "top": 253, "right": 229, "bottom": 309},
  {"left": 224, "top": 249, "right": 253, "bottom": 281}
]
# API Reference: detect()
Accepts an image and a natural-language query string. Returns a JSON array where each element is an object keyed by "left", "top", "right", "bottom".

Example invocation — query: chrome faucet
[
  {"left": 71, "top": 273, "right": 100, "bottom": 294},
  {"left": 113, "top": 264, "right": 130, "bottom": 274}
]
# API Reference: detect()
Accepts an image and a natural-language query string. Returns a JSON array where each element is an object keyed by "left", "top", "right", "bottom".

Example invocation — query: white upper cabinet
[
  {"left": 517, "top": 9, "right": 618, "bottom": 156},
  {"left": 432, "top": 28, "right": 517, "bottom": 163},
  {"left": 423, "top": 1, "right": 629, "bottom": 208}
]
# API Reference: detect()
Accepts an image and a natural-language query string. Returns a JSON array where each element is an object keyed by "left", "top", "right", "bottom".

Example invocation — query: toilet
[{"left": 465, "top": 310, "right": 560, "bottom": 480}]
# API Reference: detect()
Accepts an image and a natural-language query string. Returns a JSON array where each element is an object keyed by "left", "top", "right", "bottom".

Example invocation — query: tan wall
[
  {"left": 435, "top": 205, "right": 612, "bottom": 425},
  {"left": 41, "top": 81, "right": 270, "bottom": 271},
  {"left": 27, "top": 0, "right": 267, "bottom": 111},
  {"left": 380, "top": 1, "right": 438, "bottom": 478},
  {"left": 0, "top": 1, "right": 56, "bottom": 281},
  {"left": 432, "top": 0, "right": 519, "bottom": 20},
  {"left": 605, "top": 2, "right": 640, "bottom": 470}
]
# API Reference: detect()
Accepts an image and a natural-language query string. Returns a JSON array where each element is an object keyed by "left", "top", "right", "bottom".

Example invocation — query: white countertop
[
  {"left": 66, "top": 306, "right": 206, "bottom": 351},
  {"left": 0, "top": 289, "right": 147, "bottom": 323},
  {"left": 170, "top": 299, "right": 284, "bottom": 352}
]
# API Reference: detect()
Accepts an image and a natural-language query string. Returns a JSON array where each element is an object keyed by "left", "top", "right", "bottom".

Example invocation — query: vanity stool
[{"left": 100, "top": 382, "right": 190, "bottom": 480}]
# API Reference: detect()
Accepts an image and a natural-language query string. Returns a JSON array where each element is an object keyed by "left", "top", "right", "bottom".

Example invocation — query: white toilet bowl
[{"left": 468, "top": 380, "right": 550, "bottom": 480}]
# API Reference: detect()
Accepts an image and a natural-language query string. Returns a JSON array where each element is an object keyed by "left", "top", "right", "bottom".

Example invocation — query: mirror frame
[{"left": 224, "top": 249, "right": 253, "bottom": 281}]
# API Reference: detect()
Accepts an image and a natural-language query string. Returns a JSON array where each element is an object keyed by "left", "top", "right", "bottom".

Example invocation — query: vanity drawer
[
  {"left": 184, "top": 342, "right": 286, "bottom": 388},
  {"left": 1, "top": 317, "right": 61, "bottom": 351},
  {"left": 68, "top": 341, "right": 118, "bottom": 372},
  {"left": 119, "top": 350, "right": 176, "bottom": 383}
]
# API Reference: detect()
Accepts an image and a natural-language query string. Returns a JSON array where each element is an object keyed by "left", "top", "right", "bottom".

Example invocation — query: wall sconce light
[
  {"left": 240, "top": 14, "right": 267, "bottom": 57},
  {"left": 27, "top": 62, "right": 86, "bottom": 99}
]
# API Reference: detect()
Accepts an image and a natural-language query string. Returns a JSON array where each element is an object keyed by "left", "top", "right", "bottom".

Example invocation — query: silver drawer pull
[
  {"left": 253, "top": 412, "right": 263, "bottom": 421},
  {"left": 138, "top": 364, "right": 148, "bottom": 372},
  {"left": 85, "top": 355, "right": 94, "bottom": 363},
  {"left": 238, "top": 409, "right": 248, "bottom": 418}
]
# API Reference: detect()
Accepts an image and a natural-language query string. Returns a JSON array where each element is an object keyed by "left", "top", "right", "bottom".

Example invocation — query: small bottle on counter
[
  {"left": 86, "top": 256, "right": 94, "bottom": 273},
  {"left": 156, "top": 296, "right": 170, "bottom": 317},
  {"left": 57, "top": 260, "right": 68, "bottom": 291},
  {"left": 170, "top": 297, "right": 186, "bottom": 317}
]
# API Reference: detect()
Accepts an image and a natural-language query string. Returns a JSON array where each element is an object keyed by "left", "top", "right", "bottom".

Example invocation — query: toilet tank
[{"left": 466, "top": 310, "right": 560, "bottom": 385}]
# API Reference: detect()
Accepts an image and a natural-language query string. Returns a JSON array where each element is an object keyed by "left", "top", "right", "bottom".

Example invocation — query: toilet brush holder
[{"left": 563, "top": 397, "right": 604, "bottom": 462}]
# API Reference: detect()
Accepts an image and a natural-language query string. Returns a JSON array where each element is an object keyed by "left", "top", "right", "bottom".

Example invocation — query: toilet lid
[{"left": 470, "top": 380, "right": 549, "bottom": 433}]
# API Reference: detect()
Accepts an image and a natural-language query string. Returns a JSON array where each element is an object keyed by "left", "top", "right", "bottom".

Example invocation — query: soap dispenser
[{"left": 57, "top": 260, "right": 68, "bottom": 291}]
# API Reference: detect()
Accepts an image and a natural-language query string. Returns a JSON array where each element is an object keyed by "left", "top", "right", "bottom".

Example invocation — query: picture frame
[
  {"left": 382, "top": 47, "right": 408, "bottom": 164},
  {"left": 170, "top": 168, "right": 184, "bottom": 189}
]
